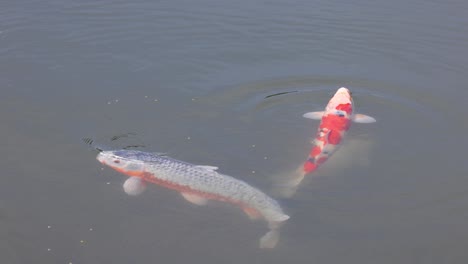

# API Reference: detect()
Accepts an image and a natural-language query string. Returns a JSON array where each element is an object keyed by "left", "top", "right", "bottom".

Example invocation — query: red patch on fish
[
  {"left": 113, "top": 167, "right": 145, "bottom": 177},
  {"left": 302, "top": 100, "right": 353, "bottom": 174},
  {"left": 327, "top": 130, "right": 342, "bottom": 145},
  {"left": 320, "top": 114, "right": 350, "bottom": 132},
  {"left": 336, "top": 103, "right": 352, "bottom": 114},
  {"left": 309, "top": 146, "right": 321, "bottom": 157},
  {"left": 303, "top": 161, "right": 317, "bottom": 172}
]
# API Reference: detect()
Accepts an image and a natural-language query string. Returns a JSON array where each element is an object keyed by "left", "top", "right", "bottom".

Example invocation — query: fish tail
[
  {"left": 259, "top": 229, "right": 280, "bottom": 249},
  {"left": 268, "top": 218, "right": 288, "bottom": 230},
  {"left": 272, "top": 166, "right": 306, "bottom": 198}
]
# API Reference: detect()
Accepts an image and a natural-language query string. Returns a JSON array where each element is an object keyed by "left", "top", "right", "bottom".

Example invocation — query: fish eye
[{"left": 113, "top": 160, "right": 120, "bottom": 164}]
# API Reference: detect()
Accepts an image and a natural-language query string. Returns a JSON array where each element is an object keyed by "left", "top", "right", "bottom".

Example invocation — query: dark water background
[{"left": 1, "top": 0, "right": 468, "bottom": 263}]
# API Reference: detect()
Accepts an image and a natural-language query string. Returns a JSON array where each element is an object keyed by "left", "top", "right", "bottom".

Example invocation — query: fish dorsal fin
[
  {"left": 352, "top": 114, "right": 376, "bottom": 123},
  {"left": 195, "top": 165, "right": 219, "bottom": 171},
  {"left": 181, "top": 192, "right": 208, "bottom": 205},
  {"left": 152, "top": 152, "right": 168, "bottom": 156},
  {"left": 303, "top": 111, "right": 324, "bottom": 120}
]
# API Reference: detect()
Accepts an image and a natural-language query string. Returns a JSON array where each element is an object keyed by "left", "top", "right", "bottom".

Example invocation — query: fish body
[
  {"left": 279, "top": 87, "right": 375, "bottom": 197},
  {"left": 97, "top": 150, "right": 289, "bottom": 248}
]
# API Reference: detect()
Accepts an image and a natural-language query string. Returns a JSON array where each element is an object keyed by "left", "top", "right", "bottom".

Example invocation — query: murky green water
[{"left": 1, "top": 0, "right": 468, "bottom": 263}]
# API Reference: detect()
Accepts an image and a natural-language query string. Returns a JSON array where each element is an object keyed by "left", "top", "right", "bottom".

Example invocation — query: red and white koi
[
  {"left": 97, "top": 150, "right": 289, "bottom": 248},
  {"left": 282, "top": 87, "right": 375, "bottom": 195}
]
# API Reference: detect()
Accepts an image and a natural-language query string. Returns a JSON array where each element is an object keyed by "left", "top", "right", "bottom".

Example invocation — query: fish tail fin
[
  {"left": 259, "top": 229, "right": 280, "bottom": 249},
  {"left": 259, "top": 212, "right": 289, "bottom": 248}
]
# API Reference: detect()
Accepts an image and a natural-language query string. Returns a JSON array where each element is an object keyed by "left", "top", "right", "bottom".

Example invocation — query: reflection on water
[{"left": 1, "top": 0, "right": 468, "bottom": 263}]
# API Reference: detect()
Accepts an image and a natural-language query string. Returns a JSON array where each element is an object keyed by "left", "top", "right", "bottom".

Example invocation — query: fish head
[
  {"left": 325, "top": 87, "right": 354, "bottom": 118},
  {"left": 97, "top": 150, "right": 145, "bottom": 177}
]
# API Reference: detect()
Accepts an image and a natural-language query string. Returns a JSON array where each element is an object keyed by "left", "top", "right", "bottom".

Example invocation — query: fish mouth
[
  {"left": 331, "top": 87, "right": 352, "bottom": 103},
  {"left": 336, "top": 87, "right": 350, "bottom": 93},
  {"left": 335, "top": 87, "right": 351, "bottom": 97},
  {"left": 96, "top": 152, "right": 108, "bottom": 164}
]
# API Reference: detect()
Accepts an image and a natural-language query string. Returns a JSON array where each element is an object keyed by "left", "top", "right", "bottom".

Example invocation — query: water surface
[{"left": 1, "top": 0, "right": 468, "bottom": 263}]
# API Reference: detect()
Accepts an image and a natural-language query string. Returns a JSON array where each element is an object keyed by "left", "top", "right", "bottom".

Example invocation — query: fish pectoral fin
[
  {"left": 243, "top": 207, "right": 262, "bottom": 220},
  {"left": 123, "top": 177, "right": 146, "bottom": 196},
  {"left": 195, "top": 165, "right": 219, "bottom": 171},
  {"left": 303, "top": 111, "right": 325, "bottom": 120},
  {"left": 352, "top": 114, "right": 376, "bottom": 123},
  {"left": 181, "top": 192, "right": 208, "bottom": 205}
]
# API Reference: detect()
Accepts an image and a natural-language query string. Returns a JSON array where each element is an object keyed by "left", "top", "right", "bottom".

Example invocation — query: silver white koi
[{"left": 97, "top": 150, "right": 289, "bottom": 248}]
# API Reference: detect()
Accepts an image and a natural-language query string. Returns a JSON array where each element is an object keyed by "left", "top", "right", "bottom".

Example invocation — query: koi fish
[
  {"left": 280, "top": 87, "right": 376, "bottom": 196},
  {"left": 97, "top": 150, "right": 289, "bottom": 248}
]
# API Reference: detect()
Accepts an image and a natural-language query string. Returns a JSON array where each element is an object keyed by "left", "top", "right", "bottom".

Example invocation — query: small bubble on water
[
  {"left": 47, "top": 248, "right": 51, "bottom": 252},
  {"left": 106, "top": 182, "right": 110, "bottom": 185},
  {"left": 47, "top": 225, "right": 51, "bottom": 229},
  {"left": 264, "top": 156, "right": 268, "bottom": 160},
  {"left": 114, "top": 99, "right": 119, "bottom": 103},
  {"left": 252, "top": 171, "right": 256, "bottom": 174},
  {"left": 187, "top": 137, "right": 191, "bottom": 140},
  {"left": 144, "top": 96, "right": 148, "bottom": 98},
  {"left": 89, "top": 228, "right": 93, "bottom": 231},
  {"left": 107, "top": 101, "right": 111, "bottom": 105},
  {"left": 251, "top": 145, "right": 256, "bottom": 148}
]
